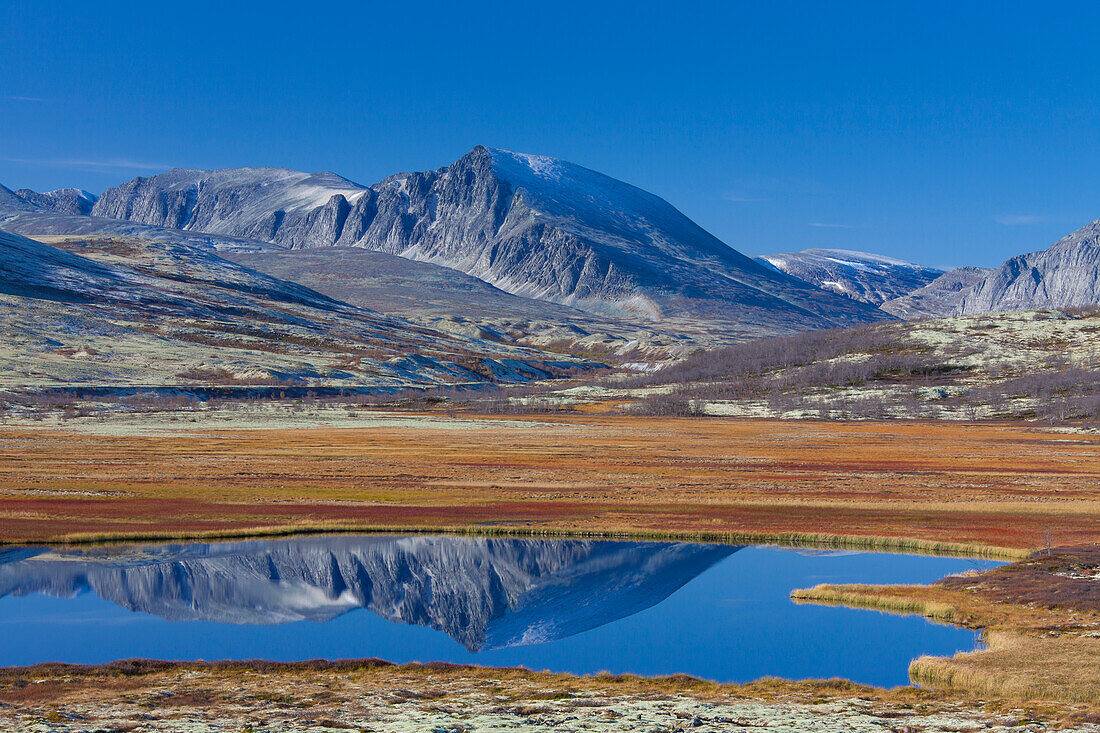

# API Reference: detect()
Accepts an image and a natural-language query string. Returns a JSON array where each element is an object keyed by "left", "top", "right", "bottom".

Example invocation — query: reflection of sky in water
[{"left": 0, "top": 537, "right": 994, "bottom": 687}]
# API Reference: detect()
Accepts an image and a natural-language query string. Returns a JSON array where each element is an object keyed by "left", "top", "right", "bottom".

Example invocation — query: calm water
[{"left": 0, "top": 536, "right": 998, "bottom": 686}]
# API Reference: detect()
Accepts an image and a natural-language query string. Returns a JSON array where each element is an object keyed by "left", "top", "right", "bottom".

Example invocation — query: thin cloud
[
  {"left": 3, "top": 157, "right": 170, "bottom": 171},
  {"left": 2, "top": 96, "right": 53, "bottom": 103},
  {"left": 995, "top": 214, "right": 1048, "bottom": 226},
  {"left": 722, "top": 192, "right": 768, "bottom": 203},
  {"left": 808, "top": 221, "right": 865, "bottom": 229}
]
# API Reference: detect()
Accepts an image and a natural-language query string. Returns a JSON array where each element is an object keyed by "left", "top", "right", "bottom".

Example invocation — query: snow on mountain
[
  {"left": 87, "top": 147, "right": 892, "bottom": 336},
  {"left": 957, "top": 219, "right": 1100, "bottom": 314},
  {"left": 91, "top": 167, "right": 368, "bottom": 243},
  {"left": 880, "top": 266, "right": 992, "bottom": 318},
  {"left": 756, "top": 248, "right": 945, "bottom": 305},
  {"left": 14, "top": 187, "right": 97, "bottom": 215}
]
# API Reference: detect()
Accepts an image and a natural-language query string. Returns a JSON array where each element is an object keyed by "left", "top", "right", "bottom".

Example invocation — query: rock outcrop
[{"left": 957, "top": 219, "right": 1100, "bottom": 314}]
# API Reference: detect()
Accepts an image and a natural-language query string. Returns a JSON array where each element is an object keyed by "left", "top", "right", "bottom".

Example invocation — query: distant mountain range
[
  {"left": 2, "top": 146, "right": 1098, "bottom": 380},
  {"left": 756, "top": 249, "right": 945, "bottom": 305},
  {"left": 880, "top": 267, "right": 992, "bottom": 318},
  {"left": 12, "top": 187, "right": 97, "bottom": 216},
  {"left": 957, "top": 219, "right": 1100, "bottom": 315},
  {"left": 77, "top": 147, "right": 892, "bottom": 336},
  {"left": 758, "top": 222, "right": 1100, "bottom": 318}
]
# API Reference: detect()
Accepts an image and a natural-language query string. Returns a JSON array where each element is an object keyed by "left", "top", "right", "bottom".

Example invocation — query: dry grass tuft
[
  {"left": 791, "top": 584, "right": 959, "bottom": 622},
  {"left": 792, "top": 549, "right": 1100, "bottom": 703},
  {"left": 911, "top": 632, "right": 1100, "bottom": 703}
]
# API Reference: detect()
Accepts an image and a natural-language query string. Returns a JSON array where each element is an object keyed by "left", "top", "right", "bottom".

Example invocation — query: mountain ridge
[
  {"left": 756, "top": 248, "right": 945, "bottom": 305},
  {"left": 84, "top": 146, "right": 894, "bottom": 336},
  {"left": 957, "top": 219, "right": 1100, "bottom": 314}
]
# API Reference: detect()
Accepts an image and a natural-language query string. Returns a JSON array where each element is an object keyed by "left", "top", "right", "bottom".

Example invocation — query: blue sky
[{"left": 2, "top": 1, "right": 1099, "bottom": 269}]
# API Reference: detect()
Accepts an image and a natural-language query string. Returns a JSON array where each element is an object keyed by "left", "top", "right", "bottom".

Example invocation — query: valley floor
[
  {"left": 2, "top": 411, "right": 1099, "bottom": 726},
  {"left": 0, "top": 411, "right": 1097, "bottom": 553}
]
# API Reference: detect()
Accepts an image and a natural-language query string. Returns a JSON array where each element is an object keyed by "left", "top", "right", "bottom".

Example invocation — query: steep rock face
[
  {"left": 957, "top": 220, "right": 1100, "bottom": 314},
  {"left": 91, "top": 167, "right": 368, "bottom": 243},
  {"left": 756, "top": 249, "right": 944, "bottom": 305},
  {"left": 880, "top": 267, "right": 991, "bottom": 319},
  {"left": 0, "top": 537, "right": 737, "bottom": 651},
  {"left": 90, "top": 148, "right": 891, "bottom": 333},
  {"left": 14, "top": 187, "right": 97, "bottom": 215}
]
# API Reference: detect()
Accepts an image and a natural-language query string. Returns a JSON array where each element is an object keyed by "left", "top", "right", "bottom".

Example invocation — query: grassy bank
[
  {"left": 10, "top": 522, "right": 1028, "bottom": 559},
  {"left": 791, "top": 547, "right": 1100, "bottom": 703},
  {"left": 791, "top": 583, "right": 960, "bottom": 622},
  {"left": 2, "top": 657, "right": 1097, "bottom": 732},
  {"left": 911, "top": 632, "right": 1100, "bottom": 704}
]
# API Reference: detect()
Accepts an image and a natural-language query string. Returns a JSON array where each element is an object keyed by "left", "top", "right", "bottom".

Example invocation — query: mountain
[
  {"left": 88, "top": 147, "right": 892, "bottom": 337},
  {"left": 0, "top": 183, "right": 38, "bottom": 212},
  {"left": 0, "top": 536, "right": 737, "bottom": 651},
  {"left": 91, "top": 167, "right": 368, "bottom": 243},
  {"left": 880, "top": 266, "right": 992, "bottom": 318},
  {"left": 756, "top": 249, "right": 945, "bottom": 305},
  {"left": 14, "top": 187, "right": 97, "bottom": 215},
  {"left": 0, "top": 185, "right": 274, "bottom": 253},
  {"left": 957, "top": 219, "right": 1100, "bottom": 315},
  {"left": 0, "top": 229, "right": 593, "bottom": 392},
  {"left": 0, "top": 196, "right": 690, "bottom": 356}
]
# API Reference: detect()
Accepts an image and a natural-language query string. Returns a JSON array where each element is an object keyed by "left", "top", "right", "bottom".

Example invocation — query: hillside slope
[
  {"left": 0, "top": 229, "right": 592, "bottom": 393},
  {"left": 224, "top": 247, "right": 693, "bottom": 354},
  {"left": 1, "top": 196, "right": 690, "bottom": 355}
]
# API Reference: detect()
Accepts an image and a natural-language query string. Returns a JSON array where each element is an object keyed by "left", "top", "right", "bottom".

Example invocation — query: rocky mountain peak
[
  {"left": 957, "top": 218, "right": 1100, "bottom": 314},
  {"left": 22, "top": 148, "right": 895, "bottom": 335}
]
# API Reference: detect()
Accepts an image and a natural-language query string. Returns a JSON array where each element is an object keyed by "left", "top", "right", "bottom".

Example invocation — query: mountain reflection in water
[{"left": 0, "top": 536, "right": 738, "bottom": 651}]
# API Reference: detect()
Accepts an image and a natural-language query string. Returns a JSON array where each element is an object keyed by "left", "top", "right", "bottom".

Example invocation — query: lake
[{"left": 0, "top": 535, "right": 998, "bottom": 687}]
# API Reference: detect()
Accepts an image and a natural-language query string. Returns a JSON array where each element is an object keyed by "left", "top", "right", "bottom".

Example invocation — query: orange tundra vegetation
[{"left": 0, "top": 415, "right": 1098, "bottom": 553}]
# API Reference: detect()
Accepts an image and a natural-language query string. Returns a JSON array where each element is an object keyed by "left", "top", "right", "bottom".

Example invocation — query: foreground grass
[
  {"left": 2, "top": 658, "right": 1097, "bottom": 732},
  {"left": 912, "top": 632, "right": 1100, "bottom": 704},
  {"left": 793, "top": 546, "right": 1100, "bottom": 703}
]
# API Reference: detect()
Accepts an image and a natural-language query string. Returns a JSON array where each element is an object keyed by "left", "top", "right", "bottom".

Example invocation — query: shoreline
[{"left": 1, "top": 524, "right": 1029, "bottom": 560}]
